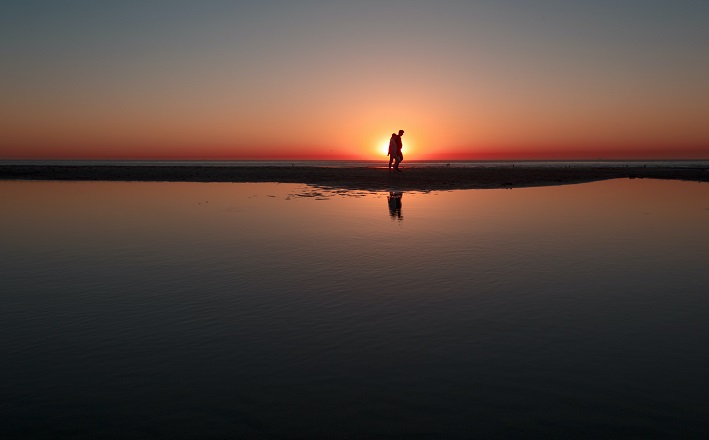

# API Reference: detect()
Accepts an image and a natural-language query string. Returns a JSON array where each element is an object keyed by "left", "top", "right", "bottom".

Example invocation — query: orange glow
[
  {"left": 378, "top": 138, "right": 391, "bottom": 157},
  {"left": 2, "top": 2, "right": 709, "bottom": 162},
  {"left": 1, "top": 96, "right": 708, "bottom": 160},
  {"left": 370, "top": 132, "right": 420, "bottom": 160},
  {"left": 2, "top": 73, "right": 708, "bottom": 161},
  {"left": 2, "top": 140, "right": 708, "bottom": 161}
]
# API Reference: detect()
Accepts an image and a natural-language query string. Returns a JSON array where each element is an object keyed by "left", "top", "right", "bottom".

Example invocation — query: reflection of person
[{"left": 387, "top": 191, "right": 403, "bottom": 220}]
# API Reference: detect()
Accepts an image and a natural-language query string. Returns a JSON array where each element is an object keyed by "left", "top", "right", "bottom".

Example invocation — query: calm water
[{"left": 2, "top": 179, "right": 709, "bottom": 439}]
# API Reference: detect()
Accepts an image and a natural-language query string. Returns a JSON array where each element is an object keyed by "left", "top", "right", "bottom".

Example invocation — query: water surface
[{"left": 2, "top": 179, "right": 708, "bottom": 439}]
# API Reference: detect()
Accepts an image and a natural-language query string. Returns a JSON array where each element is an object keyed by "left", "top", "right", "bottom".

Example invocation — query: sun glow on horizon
[
  {"left": 2, "top": 3, "right": 708, "bottom": 161},
  {"left": 379, "top": 138, "right": 391, "bottom": 156},
  {"left": 372, "top": 133, "right": 419, "bottom": 160}
]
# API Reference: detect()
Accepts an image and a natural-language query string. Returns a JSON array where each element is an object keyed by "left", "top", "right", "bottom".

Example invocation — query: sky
[{"left": 1, "top": 0, "right": 708, "bottom": 160}]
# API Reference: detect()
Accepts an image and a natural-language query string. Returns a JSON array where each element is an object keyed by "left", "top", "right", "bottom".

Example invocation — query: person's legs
[
  {"left": 394, "top": 153, "right": 402, "bottom": 171},
  {"left": 388, "top": 154, "right": 394, "bottom": 169}
]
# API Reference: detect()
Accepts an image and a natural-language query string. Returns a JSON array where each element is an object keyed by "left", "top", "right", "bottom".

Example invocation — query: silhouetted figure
[
  {"left": 394, "top": 129, "right": 404, "bottom": 171},
  {"left": 387, "top": 133, "right": 398, "bottom": 170},
  {"left": 387, "top": 192, "right": 403, "bottom": 220},
  {"left": 386, "top": 130, "right": 405, "bottom": 171}
]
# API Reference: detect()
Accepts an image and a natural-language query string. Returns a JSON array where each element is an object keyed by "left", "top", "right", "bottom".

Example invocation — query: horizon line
[{"left": 3, "top": 157, "right": 709, "bottom": 163}]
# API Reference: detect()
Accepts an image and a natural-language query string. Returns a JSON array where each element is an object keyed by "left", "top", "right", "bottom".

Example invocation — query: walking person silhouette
[
  {"left": 387, "top": 129, "right": 405, "bottom": 171},
  {"left": 387, "top": 133, "right": 397, "bottom": 170}
]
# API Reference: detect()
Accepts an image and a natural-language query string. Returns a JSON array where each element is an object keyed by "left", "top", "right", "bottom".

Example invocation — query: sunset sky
[{"left": 2, "top": 1, "right": 708, "bottom": 160}]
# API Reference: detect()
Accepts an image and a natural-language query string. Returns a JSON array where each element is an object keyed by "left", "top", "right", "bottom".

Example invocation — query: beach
[{"left": 2, "top": 164, "right": 708, "bottom": 191}]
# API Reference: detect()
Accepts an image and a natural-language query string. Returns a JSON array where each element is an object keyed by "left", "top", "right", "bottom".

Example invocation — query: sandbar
[{"left": 1, "top": 164, "right": 708, "bottom": 191}]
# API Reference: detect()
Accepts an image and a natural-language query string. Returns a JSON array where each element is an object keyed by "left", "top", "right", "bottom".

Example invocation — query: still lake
[{"left": 2, "top": 178, "right": 709, "bottom": 439}]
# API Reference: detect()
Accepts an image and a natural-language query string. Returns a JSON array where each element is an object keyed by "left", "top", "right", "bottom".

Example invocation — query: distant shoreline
[{"left": 2, "top": 164, "right": 708, "bottom": 191}]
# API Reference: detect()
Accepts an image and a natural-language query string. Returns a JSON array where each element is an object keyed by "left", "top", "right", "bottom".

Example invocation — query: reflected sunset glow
[{"left": 3, "top": 178, "right": 709, "bottom": 437}]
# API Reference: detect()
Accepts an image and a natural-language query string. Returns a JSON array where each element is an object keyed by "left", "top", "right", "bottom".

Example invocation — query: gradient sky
[{"left": 2, "top": 0, "right": 708, "bottom": 160}]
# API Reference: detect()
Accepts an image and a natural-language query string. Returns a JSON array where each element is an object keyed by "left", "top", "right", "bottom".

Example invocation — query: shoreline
[{"left": 2, "top": 164, "right": 709, "bottom": 191}]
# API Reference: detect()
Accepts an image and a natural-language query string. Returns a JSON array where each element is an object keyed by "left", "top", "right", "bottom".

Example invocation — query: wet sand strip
[{"left": 2, "top": 165, "right": 708, "bottom": 191}]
